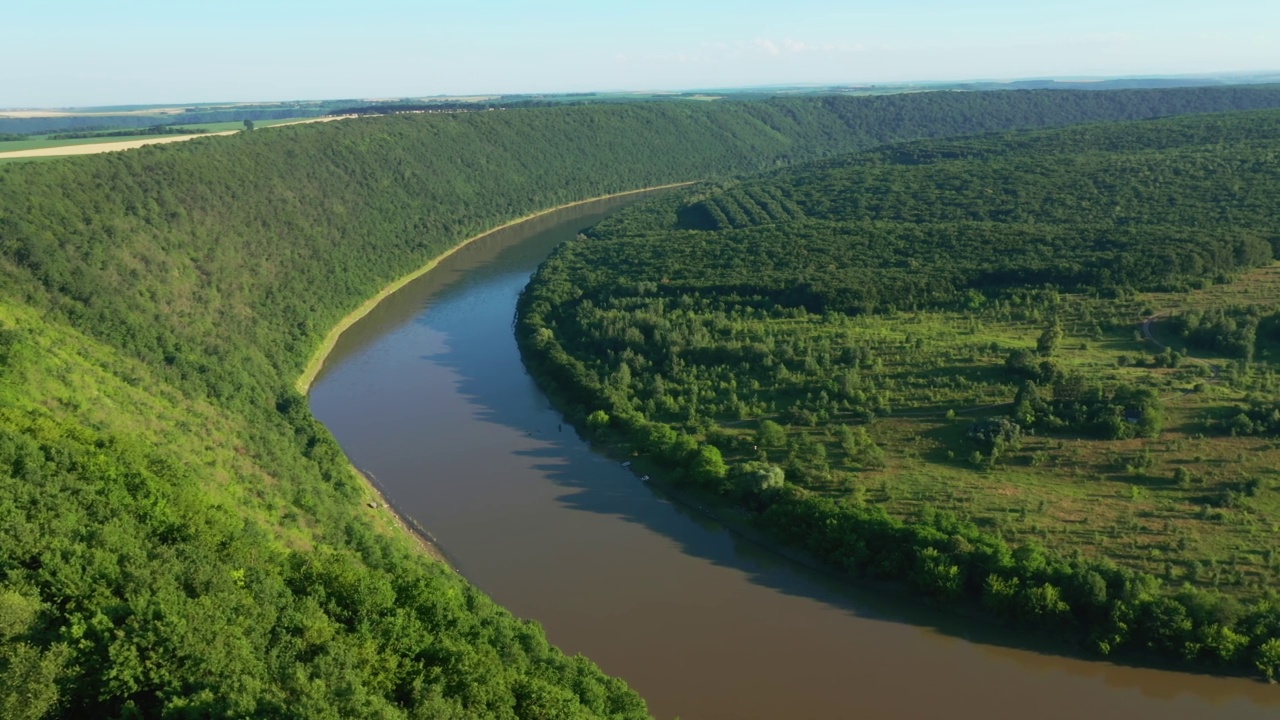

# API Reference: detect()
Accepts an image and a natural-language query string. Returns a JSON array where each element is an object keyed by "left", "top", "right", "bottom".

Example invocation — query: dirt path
[{"left": 0, "top": 115, "right": 352, "bottom": 160}]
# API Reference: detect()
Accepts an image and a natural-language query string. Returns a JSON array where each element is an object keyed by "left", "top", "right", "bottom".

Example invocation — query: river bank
[
  {"left": 295, "top": 182, "right": 694, "bottom": 395},
  {"left": 351, "top": 465, "right": 457, "bottom": 569}
]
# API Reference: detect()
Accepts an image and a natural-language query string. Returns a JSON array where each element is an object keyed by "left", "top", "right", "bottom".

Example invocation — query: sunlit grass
[{"left": 702, "top": 265, "right": 1280, "bottom": 597}]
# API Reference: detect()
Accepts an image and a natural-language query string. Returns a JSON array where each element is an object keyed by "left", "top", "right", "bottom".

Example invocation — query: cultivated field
[{"left": 0, "top": 116, "right": 349, "bottom": 160}]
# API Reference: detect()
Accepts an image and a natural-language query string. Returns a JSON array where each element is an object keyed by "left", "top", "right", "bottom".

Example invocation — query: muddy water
[{"left": 308, "top": 195, "right": 1279, "bottom": 719}]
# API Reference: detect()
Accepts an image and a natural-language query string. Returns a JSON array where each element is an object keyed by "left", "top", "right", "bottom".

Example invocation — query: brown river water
[{"left": 307, "top": 194, "right": 1279, "bottom": 719}]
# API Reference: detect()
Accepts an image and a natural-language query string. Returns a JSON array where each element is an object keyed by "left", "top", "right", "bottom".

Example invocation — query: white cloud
[
  {"left": 753, "top": 38, "right": 781, "bottom": 56},
  {"left": 741, "top": 37, "right": 867, "bottom": 59}
]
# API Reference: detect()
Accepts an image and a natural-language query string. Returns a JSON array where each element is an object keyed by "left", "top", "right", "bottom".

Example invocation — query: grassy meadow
[{"left": 711, "top": 265, "right": 1280, "bottom": 597}]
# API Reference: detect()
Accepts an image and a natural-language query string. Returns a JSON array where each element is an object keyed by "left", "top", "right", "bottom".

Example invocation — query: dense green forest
[
  {"left": 517, "top": 109, "right": 1280, "bottom": 679},
  {"left": 5, "top": 87, "right": 1280, "bottom": 717}
]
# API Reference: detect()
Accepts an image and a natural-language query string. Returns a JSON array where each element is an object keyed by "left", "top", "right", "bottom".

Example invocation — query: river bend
[{"left": 308, "top": 194, "right": 1278, "bottom": 720}]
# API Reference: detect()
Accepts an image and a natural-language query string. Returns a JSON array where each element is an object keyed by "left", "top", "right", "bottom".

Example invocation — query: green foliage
[
  {"left": 516, "top": 107, "right": 1280, "bottom": 678},
  {"left": 586, "top": 409, "right": 611, "bottom": 430},
  {"left": 44, "top": 125, "right": 209, "bottom": 140},
  {"left": 1036, "top": 320, "right": 1063, "bottom": 357},
  {"left": 0, "top": 642, "right": 68, "bottom": 720},
  {"left": 1256, "top": 638, "right": 1280, "bottom": 681},
  {"left": 966, "top": 417, "right": 1024, "bottom": 457},
  {"left": 1171, "top": 306, "right": 1264, "bottom": 361},
  {"left": 556, "top": 112, "right": 1280, "bottom": 320},
  {"left": 1019, "top": 377, "right": 1164, "bottom": 440},
  {"left": 690, "top": 445, "right": 729, "bottom": 488},
  {"left": 1222, "top": 399, "right": 1280, "bottom": 436},
  {"left": 0, "top": 404, "right": 654, "bottom": 718},
  {"left": 756, "top": 420, "right": 787, "bottom": 449},
  {"left": 731, "top": 461, "right": 786, "bottom": 500}
]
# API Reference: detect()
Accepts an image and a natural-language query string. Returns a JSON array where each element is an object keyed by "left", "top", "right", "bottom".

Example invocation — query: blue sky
[{"left": 3, "top": 0, "right": 1278, "bottom": 107}]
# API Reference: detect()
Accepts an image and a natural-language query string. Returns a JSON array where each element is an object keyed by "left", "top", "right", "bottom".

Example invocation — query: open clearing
[{"left": 717, "top": 264, "right": 1280, "bottom": 596}]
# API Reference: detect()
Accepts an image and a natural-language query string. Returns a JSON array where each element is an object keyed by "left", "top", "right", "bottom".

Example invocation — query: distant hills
[{"left": 7, "top": 73, "right": 1279, "bottom": 134}]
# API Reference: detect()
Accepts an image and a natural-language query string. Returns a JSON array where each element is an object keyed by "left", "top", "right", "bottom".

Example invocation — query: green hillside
[
  {"left": 517, "top": 109, "right": 1280, "bottom": 678},
  {"left": 4, "top": 88, "right": 1280, "bottom": 717}
]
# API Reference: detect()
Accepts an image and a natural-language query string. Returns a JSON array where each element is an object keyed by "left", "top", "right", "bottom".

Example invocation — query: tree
[
  {"left": 914, "top": 547, "right": 962, "bottom": 600},
  {"left": 1018, "top": 583, "right": 1071, "bottom": 626},
  {"left": 586, "top": 410, "right": 611, "bottom": 431},
  {"left": 967, "top": 416, "right": 1023, "bottom": 455},
  {"left": 1004, "top": 348, "right": 1038, "bottom": 380},
  {"left": 0, "top": 643, "right": 68, "bottom": 720},
  {"left": 690, "top": 445, "right": 729, "bottom": 488},
  {"left": 791, "top": 434, "right": 828, "bottom": 468},
  {"left": 732, "top": 461, "right": 785, "bottom": 498},
  {"left": 756, "top": 419, "right": 787, "bottom": 449},
  {"left": 639, "top": 422, "right": 678, "bottom": 455},
  {"left": 1011, "top": 381, "right": 1044, "bottom": 427},
  {"left": 1037, "top": 319, "right": 1063, "bottom": 356},
  {"left": 1255, "top": 637, "right": 1280, "bottom": 681},
  {"left": 243, "top": 119, "right": 256, "bottom": 131},
  {"left": 856, "top": 442, "right": 887, "bottom": 469},
  {"left": 837, "top": 424, "right": 863, "bottom": 457}
]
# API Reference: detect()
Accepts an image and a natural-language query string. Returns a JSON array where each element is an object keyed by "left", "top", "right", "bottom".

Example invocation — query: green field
[
  {"left": 0, "top": 134, "right": 192, "bottom": 152},
  {"left": 0, "top": 117, "right": 311, "bottom": 153}
]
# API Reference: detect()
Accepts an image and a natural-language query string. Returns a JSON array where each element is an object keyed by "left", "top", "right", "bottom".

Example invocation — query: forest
[
  {"left": 517, "top": 108, "right": 1280, "bottom": 680},
  {"left": 4, "top": 87, "right": 1280, "bottom": 717}
]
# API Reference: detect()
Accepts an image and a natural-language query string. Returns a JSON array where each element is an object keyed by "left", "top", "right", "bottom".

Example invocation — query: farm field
[{"left": 0, "top": 117, "right": 335, "bottom": 158}]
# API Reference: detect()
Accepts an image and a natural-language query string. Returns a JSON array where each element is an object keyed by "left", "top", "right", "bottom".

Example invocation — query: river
[{"left": 307, "top": 193, "right": 1279, "bottom": 719}]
